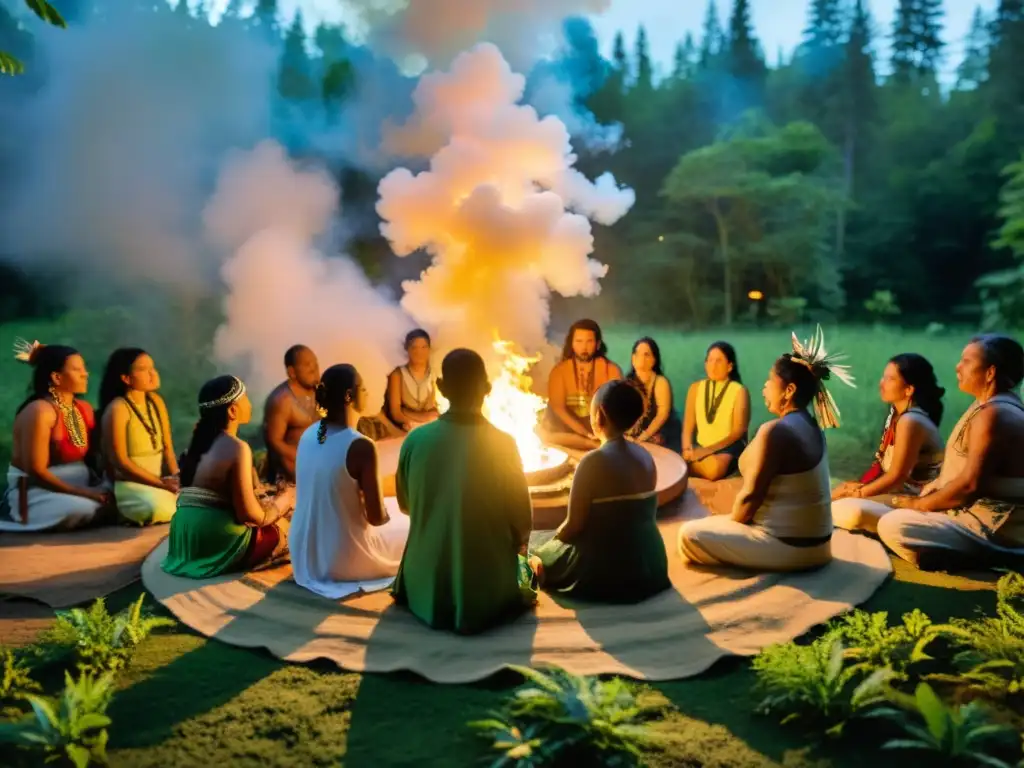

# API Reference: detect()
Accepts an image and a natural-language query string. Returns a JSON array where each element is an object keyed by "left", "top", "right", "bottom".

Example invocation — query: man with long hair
[{"left": 539, "top": 318, "right": 622, "bottom": 451}]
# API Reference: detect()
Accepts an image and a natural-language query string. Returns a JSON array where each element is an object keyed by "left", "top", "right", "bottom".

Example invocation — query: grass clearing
[{"left": 0, "top": 316, "right": 1004, "bottom": 766}]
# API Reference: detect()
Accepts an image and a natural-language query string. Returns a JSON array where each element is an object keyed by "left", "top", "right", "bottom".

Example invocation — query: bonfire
[{"left": 435, "top": 338, "right": 568, "bottom": 475}]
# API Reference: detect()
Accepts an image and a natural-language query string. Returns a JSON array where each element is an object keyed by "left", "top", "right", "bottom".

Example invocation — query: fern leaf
[
  {"left": 0, "top": 51, "right": 24, "bottom": 76},
  {"left": 25, "top": 0, "right": 67, "bottom": 27}
]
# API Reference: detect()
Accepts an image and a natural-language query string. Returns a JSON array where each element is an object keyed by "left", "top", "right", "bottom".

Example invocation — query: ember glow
[{"left": 436, "top": 337, "right": 568, "bottom": 474}]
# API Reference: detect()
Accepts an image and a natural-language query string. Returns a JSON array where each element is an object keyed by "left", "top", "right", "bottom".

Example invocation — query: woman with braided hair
[
  {"left": 678, "top": 327, "right": 855, "bottom": 571},
  {"left": 162, "top": 375, "right": 294, "bottom": 578},
  {"left": 290, "top": 364, "right": 409, "bottom": 599}
]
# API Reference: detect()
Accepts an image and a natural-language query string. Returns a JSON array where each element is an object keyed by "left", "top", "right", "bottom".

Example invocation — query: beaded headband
[
  {"left": 199, "top": 376, "right": 246, "bottom": 409},
  {"left": 13, "top": 337, "right": 43, "bottom": 365},
  {"left": 789, "top": 325, "right": 855, "bottom": 429}
]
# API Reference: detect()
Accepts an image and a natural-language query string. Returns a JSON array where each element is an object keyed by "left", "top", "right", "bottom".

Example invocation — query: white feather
[{"left": 12, "top": 337, "right": 40, "bottom": 363}]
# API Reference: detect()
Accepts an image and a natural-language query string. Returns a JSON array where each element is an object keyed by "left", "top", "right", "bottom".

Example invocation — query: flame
[{"left": 435, "top": 337, "right": 568, "bottom": 474}]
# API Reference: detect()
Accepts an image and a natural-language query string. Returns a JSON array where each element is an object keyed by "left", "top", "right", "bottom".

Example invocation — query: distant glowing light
[
  {"left": 748, "top": 290, "right": 764, "bottom": 301},
  {"left": 657, "top": 235, "right": 664, "bottom": 242}
]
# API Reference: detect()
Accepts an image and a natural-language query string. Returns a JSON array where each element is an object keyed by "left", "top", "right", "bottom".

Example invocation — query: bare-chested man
[
  {"left": 262, "top": 345, "right": 321, "bottom": 483},
  {"left": 539, "top": 319, "right": 623, "bottom": 451}
]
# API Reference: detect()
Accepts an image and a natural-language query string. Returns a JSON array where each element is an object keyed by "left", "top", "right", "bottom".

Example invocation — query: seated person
[
  {"left": 1, "top": 340, "right": 111, "bottom": 532},
  {"left": 683, "top": 341, "right": 750, "bottom": 480},
  {"left": 533, "top": 380, "right": 670, "bottom": 603},
  {"left": 832, "top": 353, "right": 945, "bottom": 532},
  {"left": 678, "top": 329, "right": 854, "bottom": 571},
  {"left": 163, "top": 376, "right": 294, "bottom": 578},
  {"left": 290, "top": 364, "right": 409, "bottom": 599},
  {"left": 359, "top": 329, "right": 440, "bottom": 440},
  {"left": 391, "top": 349, "right": 538, "bottom": 634},
  {"left": 876, "top": 335, "right": 1024, "bottom": 570},
  {"left": 624, "top": 337, "right": 682, "bottom": 452},
  {"left": 262, "top": 345, "right": 321, "bottom": 483},
  {"left": 99, "top": 347, "right": 180, "bottom": 525},
  {"left": 539, "top": 318, "right": 623, "bottom": 451}
]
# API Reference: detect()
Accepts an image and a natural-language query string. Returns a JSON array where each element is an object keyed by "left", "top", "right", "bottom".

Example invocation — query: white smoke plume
[
  {"left": 526, "top": 73, "right": 624, "bottom": 154},
  {"left": 376, "top": 42, "right": 634, "bottom": 359},
  {"left": 343, "top": 0, "right": 612, "bottom": 70},
  {"left": 0, "top": 9, "right": 277, "bottom": 295},
  {"left": 207, "top": 141, "right": 412, "bottom": 399}
]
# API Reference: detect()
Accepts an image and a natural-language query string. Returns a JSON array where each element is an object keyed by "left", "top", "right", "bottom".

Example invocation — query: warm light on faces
[
  {"left": 54, "top": 354, "right": 89, "bottom": 395},
  {"left": 289, "top": 349, "right": 320, "bottom": 390},
  {"left": 352, "top": 375, "right": 369, "bottom": 414},
  {"left": 230, "top": 393, "right": 253, "bottom": 425},
  {"left": 762, "top": 369, "right": 792, "bottom": 416},
  {"left": 124, "top": 354, "right": 160, "bottom": 393},
  {"left": 879, "top": 362, "right": 912, "bottom": 405},
  {"left": 705, "top": 348, "right": 734, "bottom": 382},
  {"left": 955, "top": 343, "right": 988, "bottom": 396},
  {"left": 407, "top": 338, "right": 431, "bottom": 367},
  {"left": 572, "top": 330, "right": 598, "bottom": 361},
  {"left": 632, "top": 342, "right": 655, "bottom": 373}
]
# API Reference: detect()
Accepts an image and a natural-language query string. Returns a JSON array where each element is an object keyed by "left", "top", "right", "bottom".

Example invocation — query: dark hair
[
  {"left": 315, "top": 364, "right": 359, "bottom": 443},
  {"left": 970, "top": 334, "right": 1024, "bottom": 392},
  {"left": 179, "top": 375, "right": 242, "bottom": 487},
  {"left": 99, "top": 347, "right": 148, "bottom": 416},
  {"left": 404, "top": 329, "right": 431, "bottom": 349},
  {"left": 16, "top": 344, "right": 81, "bottom": 414},
  {"left": 284, "top": 345, "right": 310, "bottom": 370},
  {"left": 773, "top": 354, "right": 822, "bottom": 410},
  {"left": 597, "top": 380, "right": 645, "bottom": 432},
  {"left": 706, "top": 341, "right": 742, "bottom": 383},
  {"left": 628, "top": 337, "right": 664, "bottom": 378},
  {"left": 889, "top": 353, "right": 945, "bottom": 426},
  {"left": 439, "top": 348, "right": 488, "bottom": 407},
  {"left": 560, "top": 318, "right": 608, "bottom": 361}
]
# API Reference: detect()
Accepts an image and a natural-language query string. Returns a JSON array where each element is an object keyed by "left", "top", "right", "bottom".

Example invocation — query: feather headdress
[
  {"left": 789, "top": 325, "right": 855, "bottom": 429},
  {"left": 13, "top": 338, "right": 43, "bottom": 364}
]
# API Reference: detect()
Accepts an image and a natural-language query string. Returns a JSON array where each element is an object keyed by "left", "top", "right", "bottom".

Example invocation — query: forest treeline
[{"left": 1, "top": 0, "right": 1023, "bottom": 329}]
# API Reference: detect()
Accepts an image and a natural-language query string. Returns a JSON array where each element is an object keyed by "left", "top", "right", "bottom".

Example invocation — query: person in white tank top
[{"left": 290, "top": 364, "right": 409, "bottom": 600}]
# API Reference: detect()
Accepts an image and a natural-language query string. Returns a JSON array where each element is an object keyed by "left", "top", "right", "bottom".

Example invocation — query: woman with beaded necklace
[
  {"left": 99, "top": 348, "right": 179, "bottom": 526},
  {"left": 1, "top": 339, "right": 112, "bottom": 531},
  {"left": 682, "top": 341, "right": 751, "bottom": 480},
  {"left": 162, "top": 375, "right": 293, "bottom": 578}
]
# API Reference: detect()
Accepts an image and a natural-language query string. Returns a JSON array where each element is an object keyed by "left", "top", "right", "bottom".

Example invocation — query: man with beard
[
  {"left": 540, "top": 319, "right": 623, "bottom": 451},
  {"left": 262, "top": 345, "right": 321, "bottom": 483}
]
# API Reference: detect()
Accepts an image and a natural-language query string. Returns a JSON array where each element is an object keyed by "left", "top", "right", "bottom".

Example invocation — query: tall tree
[
  {"left": 987, "top": 0, "right": 1024, "bottom": 141},
  {"left": 634, "top": 25, "right": 653, "bottom": 91},
  {"left": 956, "top": 6, "right": 990, "bottom": 89},
  {"left": 802, "top": 0, "right": 846, "bottom": 50},
  {"left": 672, "top": 34, "right": 697, "bottom": 80},
  {"left": 252, "top": 0, "right": 280, "bottom": 41},
  {"left": 890, "top": 0, "right": 944, "bottom": 84},
  {"left": 279, "top": 11, "right": 314, "bottom": 102},
  {"left": 699, "top": 0, "right": 724, "bottom": 68},
  {"left": 723, "top": 0, "right": 767, "bottom": 120}
]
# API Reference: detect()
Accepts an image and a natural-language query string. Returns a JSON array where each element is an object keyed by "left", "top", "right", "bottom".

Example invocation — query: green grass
[{"left": 0, "top": 315, "right": 1003, "bottom": 767}]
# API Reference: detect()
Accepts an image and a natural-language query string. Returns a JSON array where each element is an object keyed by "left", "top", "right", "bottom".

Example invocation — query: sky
[
  {"left": 589, "top": 0, "right": 996, "bottom": 80},
  {"left": 253, "top": 0, "right": 995, "bottom": 82}
]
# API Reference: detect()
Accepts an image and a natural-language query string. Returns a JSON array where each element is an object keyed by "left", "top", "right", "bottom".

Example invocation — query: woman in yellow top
[
  {"left": 682, "top": 342, "right": 751, "bottom": 480},
  {"left": 99, "top": 348, "right": 179, "bottom": 525}
]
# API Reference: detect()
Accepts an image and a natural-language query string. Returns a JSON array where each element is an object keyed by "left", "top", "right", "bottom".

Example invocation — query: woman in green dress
[
  {"left": 533, "top": 380, "right": 671, "bottom": 603},
  {"left": 162, "top": 375, "right": 294, "bottom": 579},
  {"left": 99, "top": 348, "right": 180, "bottom": 525}
]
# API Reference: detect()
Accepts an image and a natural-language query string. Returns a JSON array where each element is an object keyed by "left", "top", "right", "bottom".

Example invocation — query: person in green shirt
[{"left": 391, "top": 348, "right": 538, "bottom": 634}]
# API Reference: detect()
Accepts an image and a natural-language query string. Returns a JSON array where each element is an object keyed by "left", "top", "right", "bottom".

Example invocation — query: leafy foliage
[
  {"left": 866, "top": 682, "right": 1019, "bottom": 765},
  {"left": 38, "top": 595, "right": 175, "bottom": 676},
  {"left": 0, "top": 647, "right": 42, "bottom": 718},
  {"left": 937, "top": 572, "right": 1024, "bottom": 699},
  {"left": 830, "top": 608, "right": 949, "bottom": 677},
  {"left": 0, "top": 671, "right": 114, "bottom": 768},
  {"left": 751, "top": 634, "right": 894, "bottom": 733},
  {"left": 1, "top": 0, "right": 65, "bottom": 76},
  {"left": 469, "top": 665, "right": 658, "bottom": 767}
]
